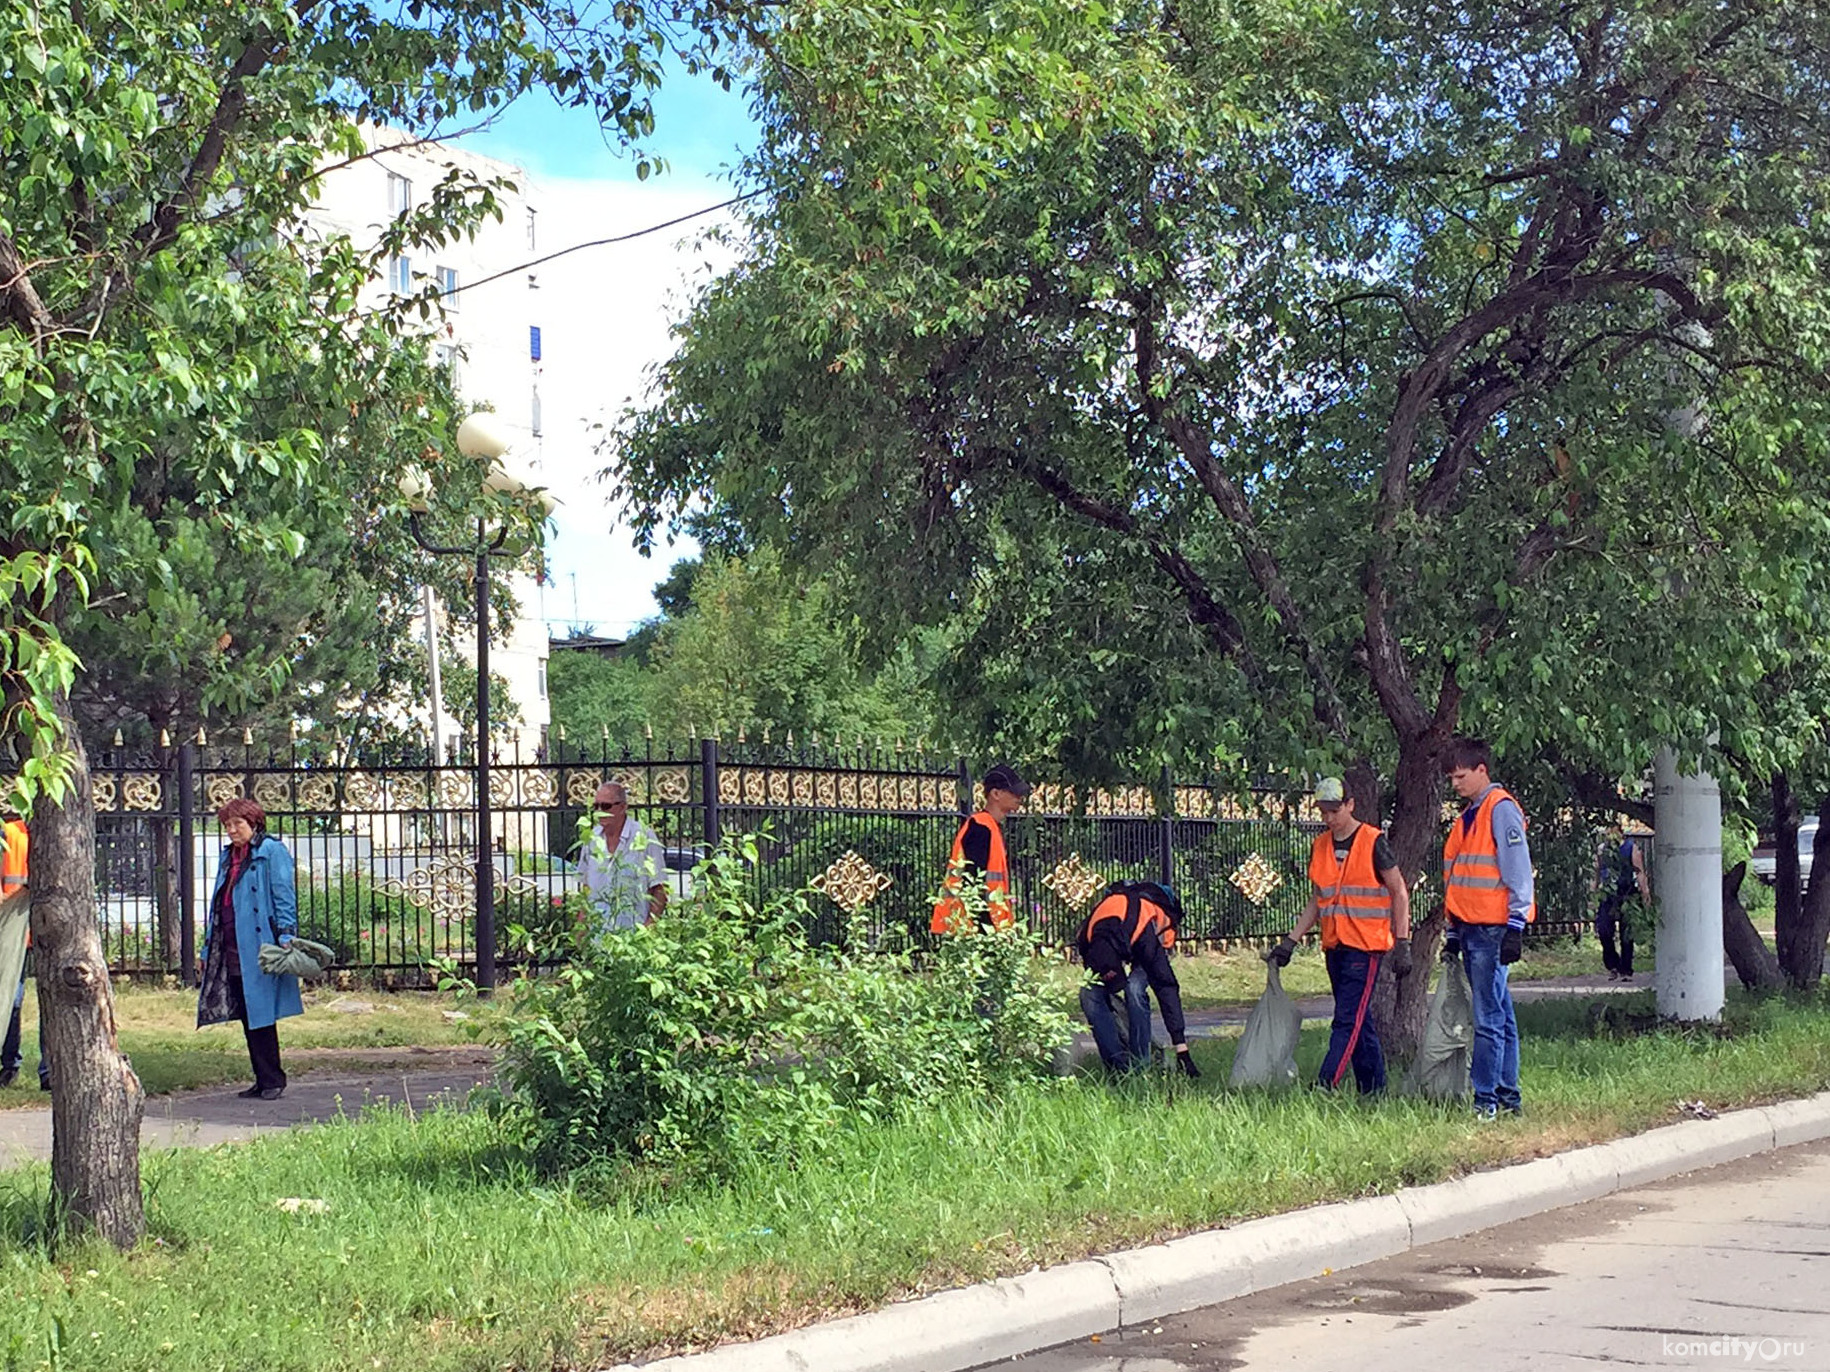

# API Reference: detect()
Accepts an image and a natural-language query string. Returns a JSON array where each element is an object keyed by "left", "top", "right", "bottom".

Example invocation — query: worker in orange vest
[
  {"left": 0, "top": 810, "right": 45, "bottom": 1091},
  {"left": 1440, "top": 736, "right": 1533, "bottom": 1120},
  {"left": 1076, "top": 880, "right": 1199, "bottom": 1077},
  {"left": 1268, "top": 777, "right": 1412, "bottom": 1094},
  {"left": 931, "top": 763, "right": 1029, "bottom": 934}
]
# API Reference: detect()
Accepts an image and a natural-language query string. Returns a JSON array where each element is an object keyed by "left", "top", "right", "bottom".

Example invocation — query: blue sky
[{"left": 470, "top": 60, "right": 759, "bottom": 192}]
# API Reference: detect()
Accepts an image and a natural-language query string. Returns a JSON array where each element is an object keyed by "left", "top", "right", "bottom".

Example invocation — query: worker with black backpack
[{"left": 1075, "top": 879, "right": 1199, "bottom": 1078}]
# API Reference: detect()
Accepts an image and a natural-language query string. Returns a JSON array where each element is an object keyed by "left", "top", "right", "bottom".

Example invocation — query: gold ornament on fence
[
  {"left": 203, "top": 774, "right": 245, "bottom": 810},
  {"left": 521, "top": 770, "right": 558, "bottom": 806},
  {"left": 92, "top": 776, "right": 118, "bottom": 812},
  {"left": 296, "top": 775, "right": 337, "bottom": 811},
  {"left": 387, "top": 774, "right": 431, "bottom": 811},
  {"left": 1230, "top": 852, "right": 1284, "bottom": 906},
  {"left": 812, "top": 850, "right": 893, "bottom": 912},
  {"left": 341, "top": 771, "right": 386, "bottom": 811},
  {"left": 378, "top": 853, "right": 538, "bottom": 920},
  {"left": 1042, "top": 853, "right": 1105, "bottom": 909},
  {"left": 651, "top": 767, "right": 691, "bottom": 804},
  {"left": 252, "top": 776, "right": 293, "bottom": 811},
  {"left": 564, "top": 769, "right": 602, "bottom": 807}
]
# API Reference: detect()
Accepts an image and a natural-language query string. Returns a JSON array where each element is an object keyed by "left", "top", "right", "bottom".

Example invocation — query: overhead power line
[{"left": 446, "top": 188, "right": 766, "bottom": 297}]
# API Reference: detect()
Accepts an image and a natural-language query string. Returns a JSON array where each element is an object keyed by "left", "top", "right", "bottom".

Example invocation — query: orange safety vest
[
  {"left": 1309, "top": 823, "right": 1395, "bottom": 952},
  {"left": 1442, "top": 786, "right": 1538, "bottom": 925},
  {"left": 1078, "top": 888, "right": 1176, "bottom": 956},
  {"left": 931, "top": 810, "right": 1013, "bottom": 933},
  {"left": 1, "top": 819, "right": 26, "bottom": 896}
]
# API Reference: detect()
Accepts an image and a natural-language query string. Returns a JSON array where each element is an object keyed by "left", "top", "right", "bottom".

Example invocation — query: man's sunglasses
[{"left": 595, "top": 804, "right": 627, "bottom": 815}]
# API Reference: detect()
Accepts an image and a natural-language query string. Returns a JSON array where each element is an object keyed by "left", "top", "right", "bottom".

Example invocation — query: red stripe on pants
[{"left": 1330, "top": 952, "right": 1382, "bottom": 1087}]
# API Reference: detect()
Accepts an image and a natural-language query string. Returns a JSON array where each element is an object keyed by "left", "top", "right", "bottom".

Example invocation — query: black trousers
[
  {"left": 228, "top": 975, "right": 286, "bottom": 1091},
  {"left": 1596, "top": 898, "right": 1635, "bottom": 975}
]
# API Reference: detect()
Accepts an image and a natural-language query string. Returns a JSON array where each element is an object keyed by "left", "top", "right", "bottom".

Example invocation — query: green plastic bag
[
  {"left": 256, "top": 937, "right": 336, "bottom": 979},
  {"left": 1229, "top": 960, "right": 1302, "bottom": 1088},
  {"left": 1405, "top": 956, "right": 1474, "bottom": 1099}
]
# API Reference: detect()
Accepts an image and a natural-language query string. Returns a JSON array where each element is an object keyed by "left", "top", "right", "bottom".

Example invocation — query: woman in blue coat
[{"left": 196, "top": 797, "right": 302, "bottom": 1099}]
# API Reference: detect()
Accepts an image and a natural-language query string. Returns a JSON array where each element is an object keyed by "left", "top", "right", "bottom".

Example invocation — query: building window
[
  {"left": 435, "top": 265, "right": 459, "bottom": 309},
  {"left": 432, "top": 343, "right": 459, "bottom": 382},
  {"left": 388, "top": 172, "right": 413, "bottom": 219},
  {"left": 537, "top": 662, "right": 548, "bottom": 700},
  {"left": 388, "top": 254, "right": 412, "bottom": 295},
  {"left": 530, "top": 384, "right": 542, "bottom": 438},
  {"left": 526, "top": 207, "right": 537, "bottom": 251}
]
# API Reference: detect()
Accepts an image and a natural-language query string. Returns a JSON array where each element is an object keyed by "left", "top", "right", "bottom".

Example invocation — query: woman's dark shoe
[
  {"left": 259, "top": 1087, "right": 285, "bottom": 1101},
  {"left": 236, "top": 1084, "right": 265, "bottom": 1099}
]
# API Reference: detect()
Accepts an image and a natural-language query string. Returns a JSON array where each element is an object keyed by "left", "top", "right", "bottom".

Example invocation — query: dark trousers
[
  {"left": 1596, "top": 898, "right": 1635, "bottom": 975},
  {"left": 228, "top": 976, "right": 286, "bottom": 1091},
  {"left": 3, "top": 976, "right": 48, "bottom": 1085},
  {"left": 1318, "top": 945, "right": 1386, "bottom": 1095}
]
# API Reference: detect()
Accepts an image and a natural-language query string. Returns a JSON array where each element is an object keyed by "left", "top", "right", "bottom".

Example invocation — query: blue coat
[{"left": 202, "top": 835, "right": 303, "bottom": 1030}]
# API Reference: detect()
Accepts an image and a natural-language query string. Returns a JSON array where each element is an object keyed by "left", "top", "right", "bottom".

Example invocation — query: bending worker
[
  {"left": 1076, "top": 879, "right": 1199, "bottom": 1078},
  {"left": 931, "top": 763, "right": 1029, "bottom": 934},
  {"left": 1268, "top": 777, "right": 1412, "bottom": 1094}
]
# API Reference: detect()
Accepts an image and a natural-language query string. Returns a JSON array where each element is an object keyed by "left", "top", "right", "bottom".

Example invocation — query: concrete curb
[{"left": 608, "top": 1090, "right": 1830, "bottom": 1372}]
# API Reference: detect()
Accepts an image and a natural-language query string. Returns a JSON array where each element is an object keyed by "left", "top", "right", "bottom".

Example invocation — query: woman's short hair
[{"left": 216, "top": 796, "right": 267, "bottom": 831}]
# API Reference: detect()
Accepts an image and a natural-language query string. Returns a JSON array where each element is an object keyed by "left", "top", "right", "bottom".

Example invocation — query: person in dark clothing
[
  {"left": 1076, "top": 880, "right": 1199, "bottom": 1077},
  {"left": 1595, "top": 829, "right": 1649, "bottom": 979}
]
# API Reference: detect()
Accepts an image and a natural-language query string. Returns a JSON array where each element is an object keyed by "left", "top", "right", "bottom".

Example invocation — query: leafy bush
[{"left": 495, "top": 834, "right": 1073, "bottom": 1175}]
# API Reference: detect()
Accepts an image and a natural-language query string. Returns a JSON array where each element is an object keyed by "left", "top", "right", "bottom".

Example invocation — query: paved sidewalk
[{"left": 0, "top": 1060, "right": 495, "bottom": 1169}]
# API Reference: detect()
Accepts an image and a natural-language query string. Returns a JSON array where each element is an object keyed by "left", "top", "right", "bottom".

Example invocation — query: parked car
[{"left": 1751, "top": 818, "right": 1818, "bottom": 888}]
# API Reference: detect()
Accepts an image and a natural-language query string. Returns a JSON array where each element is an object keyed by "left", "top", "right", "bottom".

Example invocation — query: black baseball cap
[{"left": 982, "top": 763, "right": 1032, "bottom": 798}]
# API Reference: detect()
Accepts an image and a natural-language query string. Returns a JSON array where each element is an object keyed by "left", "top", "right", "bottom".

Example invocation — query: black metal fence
[{"left": 89, "top": 736, "right": 1597, "bottom": 977}]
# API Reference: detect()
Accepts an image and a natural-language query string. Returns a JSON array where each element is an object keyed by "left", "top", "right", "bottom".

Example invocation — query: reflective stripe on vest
[
  {"left": 1078, "top": 890, "right": 1171, "bottom": 955},
  {"left": 1441, "top": 787, "right": 1537, "bottom": 925},
  {"left": 1, "top": 820, "right": 26, "bottom": 895},
  {"left": 931, "top": 811, "right": 1013, "bottom": 933},
  {"left": 1309, "top": 824, "right": 1394, "bottom": 953}
]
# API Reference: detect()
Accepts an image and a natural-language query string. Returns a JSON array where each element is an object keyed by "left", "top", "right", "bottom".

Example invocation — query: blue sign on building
[{"left": 529, "top": 325, "right": 542, "bottom": 361}]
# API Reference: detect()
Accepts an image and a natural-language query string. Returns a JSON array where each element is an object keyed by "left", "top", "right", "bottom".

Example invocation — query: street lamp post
[{"left": 399, "top": 413, "right": 551, "bottom": 993}]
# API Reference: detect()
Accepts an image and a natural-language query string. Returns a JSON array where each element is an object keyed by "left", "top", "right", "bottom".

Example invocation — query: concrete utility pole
[{"left": 1652, "top": 745, "right": 1725, "bottom": 1021}]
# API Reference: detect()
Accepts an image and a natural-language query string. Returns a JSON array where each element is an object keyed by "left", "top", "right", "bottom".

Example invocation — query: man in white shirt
[{"left": 578, "top": 782, "right": 668, "bottom": 932}]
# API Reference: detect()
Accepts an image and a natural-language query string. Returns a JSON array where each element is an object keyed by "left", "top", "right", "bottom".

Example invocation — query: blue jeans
[
  {"left": 1318, "top": 945, "right": 1385, "bottom": 1094},
  {"left": 1080, "top": 966, "right": 1153, "bottom": 1070},
  {"left": 3, "top": 974, "right": 48, "bottom": 1084},
  {"left": 1459, "top": 922, "right": 1521, "bottom": 1110}
]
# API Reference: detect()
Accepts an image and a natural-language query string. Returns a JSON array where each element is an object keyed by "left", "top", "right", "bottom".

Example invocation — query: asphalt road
[{"left": 972, "top": 1139, "right": 1830, "bottom": 1372}]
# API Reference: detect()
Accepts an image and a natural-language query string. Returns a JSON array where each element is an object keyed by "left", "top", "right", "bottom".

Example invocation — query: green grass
[
  {"left": 6, "top": 988, "right": 1830, "bottom": 1372},
  {"left": 0, "top": 985, "right": 499, "bottom": 1107}
]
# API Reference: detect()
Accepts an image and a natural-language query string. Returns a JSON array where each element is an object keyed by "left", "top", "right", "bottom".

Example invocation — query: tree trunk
[
  {"left": 1721, "top": 861, "right": 1783, "bottom": 993},
  {"left": 153, "top": 814, "right": 181, "bottom": 972},
  {"left": 1783, "top": 793, "right": 1830, "bottom": 990},
  {"left": 1772, "top": 772, "right": 1802, "bottom": 970},
  {"left": 1368, "top": 735, "right": 1448, "bottom": 1056},
  {"left": 33, "top": 706, "right": 145, "bottom": 1249}
]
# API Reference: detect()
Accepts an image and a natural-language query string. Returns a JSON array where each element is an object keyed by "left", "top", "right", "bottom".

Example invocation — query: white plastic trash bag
[
  {"left": 1405, "top": 956, "right": 1474, "bottom": 1100},
  {"left": 1229, "top": 960, "right": 1302, "bottom": 1088}
]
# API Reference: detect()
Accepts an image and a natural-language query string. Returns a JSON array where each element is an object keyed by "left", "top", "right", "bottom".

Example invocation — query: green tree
[
  {"left": 619, "top": 0, "right": 1830, "bottom": 1039},
  {"left": 0, "top": 0, "right": 771, "bottom": 1247},
  {"left": 548, "top": 649, "right": 656, "bottom": 747}
]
